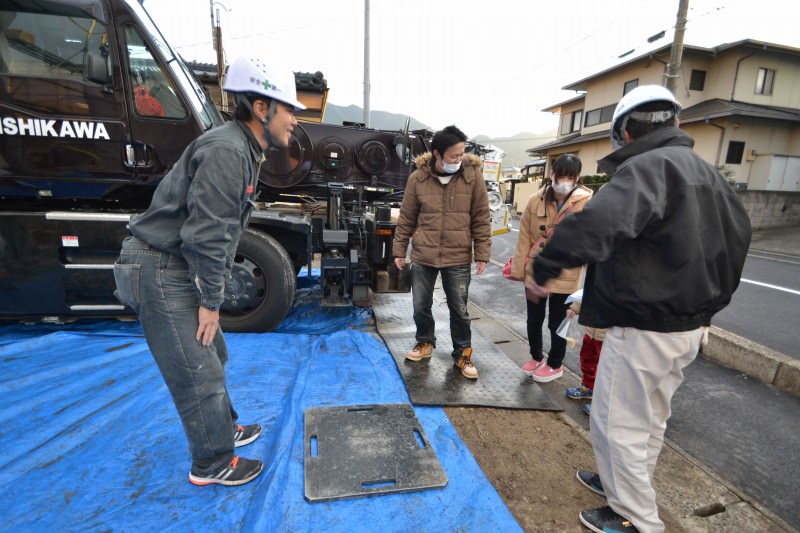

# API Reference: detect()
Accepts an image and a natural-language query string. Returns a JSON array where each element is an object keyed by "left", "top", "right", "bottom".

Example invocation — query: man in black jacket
[{"left": 528, "top": 85, "right": 751, "bottom": 533}]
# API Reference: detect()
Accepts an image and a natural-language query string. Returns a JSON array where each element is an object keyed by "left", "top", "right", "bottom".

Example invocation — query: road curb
[{"left": 702, "top": 326, "right": 799, "bottom": 397}]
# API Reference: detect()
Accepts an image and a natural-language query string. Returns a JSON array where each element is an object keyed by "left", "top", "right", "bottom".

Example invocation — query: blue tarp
[{"left": 0, "top": 282, "right": 521, "bottom": 532}]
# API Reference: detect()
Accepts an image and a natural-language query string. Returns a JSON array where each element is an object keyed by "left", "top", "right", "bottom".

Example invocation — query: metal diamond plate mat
[
  {"left": 373, "top": 292, "right": 560, "bottom": 410},
  {"left": 304, "top": 404, "right": 447, "bottom": 502}
]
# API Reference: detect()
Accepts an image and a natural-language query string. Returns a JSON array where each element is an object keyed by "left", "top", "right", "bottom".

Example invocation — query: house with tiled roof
[{"left": 529, "top": 40, "right": 800, "bottom": 195}]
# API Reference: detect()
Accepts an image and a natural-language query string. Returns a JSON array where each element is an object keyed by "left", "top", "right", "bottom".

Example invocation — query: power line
[{"left": 477, "top": 135, "right": 556, "bottom": 142}]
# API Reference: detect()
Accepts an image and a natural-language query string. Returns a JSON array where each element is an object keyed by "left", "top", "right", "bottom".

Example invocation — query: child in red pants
[{"left": 564, "top": 301, "right": 606, "bottom": 414}]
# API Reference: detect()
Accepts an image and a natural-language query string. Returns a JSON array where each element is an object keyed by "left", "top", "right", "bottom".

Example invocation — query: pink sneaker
[
  {"left": 532, "top": 363, "right": 564, "bottom": 383},
  {"left": 521, "top": 358, "right": 545, "bottom": 374}
]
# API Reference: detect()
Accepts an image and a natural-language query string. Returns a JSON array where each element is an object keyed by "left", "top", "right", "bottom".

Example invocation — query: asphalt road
[
  {"left": 714, "top": 250, "right": 800, "bottom": 358},
  {"left": 475, "top": 222, "right": 800, "bottom": 528}
]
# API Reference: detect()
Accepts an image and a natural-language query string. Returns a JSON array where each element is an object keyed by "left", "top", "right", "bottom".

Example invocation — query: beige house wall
[
  {"left": 682, "top": 123, "right": 726, "bottom": 168},
  {"left": 687, "top": 52, "right": 736, "bottom": 102},
  {"left": 536, "top": 42, "right": 800, "bottom": 195},
  {"left": 581, "top": 62, "right": 666, "bottom": 137},
  {"left": 683, "top": 119, "right": 799, "bottom": 186},
  {"left": 731, "top": 51, "right": 800, "bottom": 108},
  {"left": 512, "top": 180, "right": 544, "bottom": 214},
  {"left": 547, "top": 140, "right": 612, "bottom": 176}
]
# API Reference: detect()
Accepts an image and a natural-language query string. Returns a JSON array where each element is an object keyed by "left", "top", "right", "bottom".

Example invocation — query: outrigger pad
[
  {"left": 373, "top": 292, "right": 560, "bottom": 410},
  {"left": 304, "top": 404, "right": 447, "bottom": 502}
]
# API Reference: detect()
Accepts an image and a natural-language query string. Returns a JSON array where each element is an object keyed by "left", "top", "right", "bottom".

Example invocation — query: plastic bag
[{"left": 556, "top": 314, "right": 584, "bottom": 348}]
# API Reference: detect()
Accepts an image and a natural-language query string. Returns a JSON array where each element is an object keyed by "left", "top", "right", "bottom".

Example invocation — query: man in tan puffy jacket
[{"left": 393, "top": 125, "right": 491, "bottom": 379}]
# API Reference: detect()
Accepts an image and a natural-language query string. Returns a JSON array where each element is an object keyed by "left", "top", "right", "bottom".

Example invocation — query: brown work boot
[
  {"left": 453, "top": 347, "right": 478, "bottom": 379},
  {"left": 405, "top": 342, "right": 434, "bottom": 361}
]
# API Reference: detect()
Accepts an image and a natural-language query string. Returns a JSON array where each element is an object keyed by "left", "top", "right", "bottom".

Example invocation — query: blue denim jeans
[
  {"left": 411, "top": 263, "right": 472, "bottom": 352},
  {"left": 114, "top": 236, "right": 237, "bottom": 475}
]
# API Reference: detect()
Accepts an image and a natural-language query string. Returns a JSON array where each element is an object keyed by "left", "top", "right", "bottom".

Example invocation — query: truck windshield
[
  {"left": 126, "top": 0, "right": 222, "bottom": 130},
  {"left": 0, "top": 5, "right": 108, "bottom": 80}
]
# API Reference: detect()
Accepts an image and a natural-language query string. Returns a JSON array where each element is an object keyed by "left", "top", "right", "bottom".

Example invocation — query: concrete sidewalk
[{"left": 749, "top": 224, "right": 800, "bottom": 257}]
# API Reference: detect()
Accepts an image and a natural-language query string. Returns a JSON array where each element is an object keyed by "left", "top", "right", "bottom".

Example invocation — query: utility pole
[
  {"left": 209, "top": 1, "right": 229, "bottom": 112},
  {"left": 363, "top": 0, "right": 371, "bottom": 128},
  {"left": 665, "top": 0, "right": 689, "bottom": 94},
  {"left": 209, "top": 0, "right": 216, "bottom": 51},
  {"left": 214, "top": 8, "right": 227, "bottom": 112}
]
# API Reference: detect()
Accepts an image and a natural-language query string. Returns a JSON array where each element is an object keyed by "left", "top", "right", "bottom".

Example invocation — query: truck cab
[
  {"left": 0, "top": 0, "right": 428, "bottom": 332},
  {"left": 0, "top": 0, "right": 223, "bottom": 203}
]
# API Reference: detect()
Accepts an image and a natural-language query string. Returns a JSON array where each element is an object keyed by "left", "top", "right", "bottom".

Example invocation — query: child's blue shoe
[{"left": 566, "top": 385, "right": 593, "bottom": 399}]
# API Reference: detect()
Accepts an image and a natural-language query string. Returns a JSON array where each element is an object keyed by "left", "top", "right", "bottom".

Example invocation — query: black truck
[{"left": 0, "top": 0, "right": 507, "bottom": 332}]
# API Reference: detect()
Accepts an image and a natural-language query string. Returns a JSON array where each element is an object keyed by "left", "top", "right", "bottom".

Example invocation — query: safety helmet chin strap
[{"left": 235, "top": 93, "right": 277, "bottom": 149}]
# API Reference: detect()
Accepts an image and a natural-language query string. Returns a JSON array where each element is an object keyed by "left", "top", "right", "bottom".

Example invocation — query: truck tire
[{"left": 220, "top": 229, "right": 295, "bottom": 333}]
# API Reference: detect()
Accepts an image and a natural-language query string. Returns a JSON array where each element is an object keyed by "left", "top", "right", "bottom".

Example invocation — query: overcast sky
[{"left": 143, "top": 0, "right": 797, "bottom": 139}]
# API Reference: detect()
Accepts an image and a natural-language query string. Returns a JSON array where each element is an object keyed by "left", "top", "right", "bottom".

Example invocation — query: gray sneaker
[
  {"left": 576, "top": 469, "right": 604, "bottom": 495},
  {"left": 579, "top": 505, "right": 639, "bottom": 533},
  {"left": 234, "top": 423, "right": 262, "bottom": 448},
  {"left": 189, "top": 456, "right": 263, "bottom": 486}
]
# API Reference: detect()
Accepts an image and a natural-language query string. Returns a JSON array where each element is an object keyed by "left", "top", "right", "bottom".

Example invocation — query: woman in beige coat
[{"left": 511, "top": 154, "right": 592, "bottom": 382}]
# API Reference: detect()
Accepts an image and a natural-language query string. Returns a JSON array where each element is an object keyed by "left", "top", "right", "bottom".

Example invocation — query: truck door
[
  {"left": 0, "top": 0, "right": 132, "bottom": 200},
  {"left": 111, "top": 0, "right": 223, "bottom": 196}
]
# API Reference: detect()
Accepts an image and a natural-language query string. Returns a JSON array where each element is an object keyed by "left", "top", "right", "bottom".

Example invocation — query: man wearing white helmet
[
  {"left": 113, "top": 57, "right": 304, "bottom": 487},
  {"left": 527, "top": 85, "right": 751, "bottom": 532}
]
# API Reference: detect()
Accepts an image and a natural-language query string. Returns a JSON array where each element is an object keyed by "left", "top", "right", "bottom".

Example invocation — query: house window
[
  {"left": 689, "top": 70, "right": 706, "bottom": 91},
  {"left": 561, "top": 109, "right": 583, "bottom": 135},
  {"left": 600, "top": 104, "right": 616, "bottom": 123},
  {"left": 571, "top": 110, "right": 582, "bottom": 132},
  {"left": 584, "top": 104, "right": 617, "bottom": 127},
  {"left": 725, "top": 141, "right": 746, "bottom": 164},
  {"left": 623, "top": 79, "right": 638, "bottom": 95},
  {"left": 755, "top": 67, "right": 775, "bottom": 95}
]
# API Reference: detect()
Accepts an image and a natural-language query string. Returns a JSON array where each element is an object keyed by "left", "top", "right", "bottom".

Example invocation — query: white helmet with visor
[
  {"left": 610, "top": 85, "right": 680, "bottom": 150},
  {"left": 223, "top": 57, "right": 305, "bottom": 148},
  {"left": 223, "top": 56, "right": 306, "bottom": 110}
]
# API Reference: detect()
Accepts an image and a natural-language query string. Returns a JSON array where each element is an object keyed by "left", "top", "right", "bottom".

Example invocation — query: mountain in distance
[
  {"left": 474, "top": 131, "right": 557, "bottom": 169},
  {"left": 323, "top": 103, "right": 556, "bottom": 168},
  {"left": 324, "top": 103, "right": 430, "bottom": 132}
]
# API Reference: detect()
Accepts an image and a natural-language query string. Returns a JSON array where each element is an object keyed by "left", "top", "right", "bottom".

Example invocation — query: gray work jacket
[{"left": 129, "top": 120, "right": 263, "bottom": 309}]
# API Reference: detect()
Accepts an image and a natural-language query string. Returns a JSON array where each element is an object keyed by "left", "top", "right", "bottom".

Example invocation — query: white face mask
[
  {"left": 552, "top": 179, "right": 576, "bottom": 196},
  {"left": 441, "top": 160, "right": 461, "bottom": 174}
]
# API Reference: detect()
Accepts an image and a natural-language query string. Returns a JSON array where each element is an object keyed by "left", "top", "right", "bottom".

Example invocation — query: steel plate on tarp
[
  {"left": 372, "top": 292, "right": 560, "bottom": 410},
  {"left": 304, "top": 404, "right": 447, "bottom": 502}
]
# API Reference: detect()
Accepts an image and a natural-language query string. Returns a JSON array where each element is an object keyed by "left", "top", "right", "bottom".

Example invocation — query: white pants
[{"left": 590, "top": 326, "right": 703, "bottom": 533}]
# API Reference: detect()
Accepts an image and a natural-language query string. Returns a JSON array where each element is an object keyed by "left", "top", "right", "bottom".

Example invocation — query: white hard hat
[
  {"left": 610, "top": 85, "right": 680, "bottom": 149},
  {"left": 223, "top": 56, "right": 306, "bottom": 110}
]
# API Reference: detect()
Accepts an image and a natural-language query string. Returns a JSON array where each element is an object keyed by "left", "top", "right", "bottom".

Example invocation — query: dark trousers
[
  {"left": 526, "top": 291, "right": 569, "bottom": 369},
  {"left": 411, "top": 263, "right": 472, "bottom": 352}
]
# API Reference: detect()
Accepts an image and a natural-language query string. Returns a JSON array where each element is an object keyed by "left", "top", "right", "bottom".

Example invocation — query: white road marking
[
  {"left": 741, "top": 278, "right": 800, "bottom": 296},
  {"left": 747, "top": 251, "right": 800, "bottom": 266}
]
